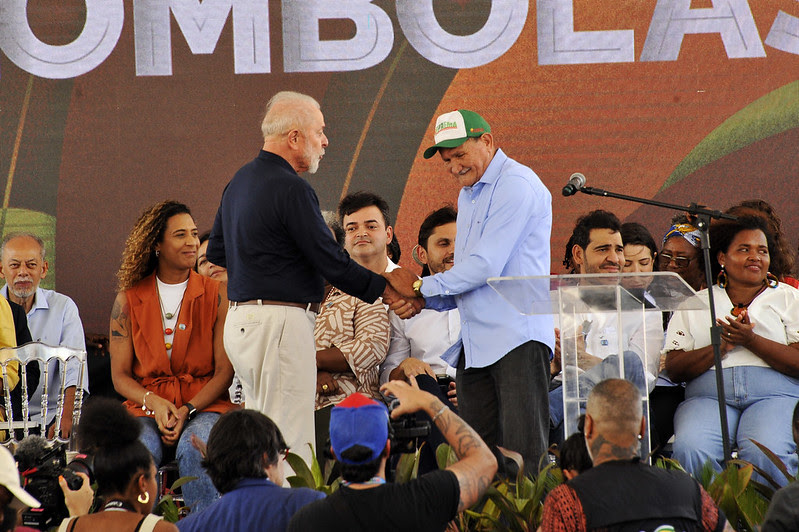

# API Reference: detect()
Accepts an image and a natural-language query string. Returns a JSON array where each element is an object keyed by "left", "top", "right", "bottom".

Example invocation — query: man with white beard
[
  {"left": 0, "top": 232, "right": 87, "bottom": 437},
  {"left": 207, "top": 91, "right": 411, "bottom": 467}
]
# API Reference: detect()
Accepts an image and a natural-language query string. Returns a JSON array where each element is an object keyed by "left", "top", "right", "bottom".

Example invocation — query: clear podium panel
[
  {"left": 488, "top": 273, "right": 708, "bottom": 461},
  {"left": 487, "top": 272, "right": 707, "bottom": 316}
]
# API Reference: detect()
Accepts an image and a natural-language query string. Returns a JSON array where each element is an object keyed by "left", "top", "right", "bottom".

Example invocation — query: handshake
[{"left": 381, "top": 268, "right": 425, "bottom": 319}]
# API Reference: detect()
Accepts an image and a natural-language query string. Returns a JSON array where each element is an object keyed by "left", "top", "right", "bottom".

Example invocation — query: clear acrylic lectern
[{"left": 487, "top": 272, "right": 707, "bottom": 459}]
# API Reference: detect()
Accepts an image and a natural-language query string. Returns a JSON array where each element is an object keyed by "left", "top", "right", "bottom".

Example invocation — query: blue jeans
[
  {"left": 549, "top": 351, "right": 646, "bottom": 445},
  {"left": 672, "top": 367, "right": 799, "bottom": 487},
  {"left": 456, "top": 340, "right": 550, "bottom": 470},
  {"left": 139, "top": 412, "right": 220, "bottom": 512}
]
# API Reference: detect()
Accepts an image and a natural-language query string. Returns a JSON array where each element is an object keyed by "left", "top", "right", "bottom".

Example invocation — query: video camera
[
  {"left": 387, "top": 398, "right": 431, "bottom": 455},
  {"left": 15, "top": 436, "right": 93, "bottom": 530}
]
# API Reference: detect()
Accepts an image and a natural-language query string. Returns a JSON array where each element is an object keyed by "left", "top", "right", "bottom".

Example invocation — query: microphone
[{"left": 562, "top": 173, "right": 586, "bottom": 196}]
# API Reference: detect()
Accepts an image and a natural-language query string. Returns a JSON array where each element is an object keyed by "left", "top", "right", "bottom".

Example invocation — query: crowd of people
[{"left": 0, "top": 89, "right": 797, "bottom": 531}]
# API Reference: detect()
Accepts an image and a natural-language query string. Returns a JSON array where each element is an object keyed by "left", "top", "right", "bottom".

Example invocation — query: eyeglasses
[
  {"left": 280, "top": 448, "right": 290, "bottom": 461},
  {"left": 658, "top": 252, "right": 695, "bottom": 269}
]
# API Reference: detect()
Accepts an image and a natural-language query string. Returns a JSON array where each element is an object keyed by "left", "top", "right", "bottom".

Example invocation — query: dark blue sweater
[{"left": 207, "top": 151, "right": 385, "bottom": 303}]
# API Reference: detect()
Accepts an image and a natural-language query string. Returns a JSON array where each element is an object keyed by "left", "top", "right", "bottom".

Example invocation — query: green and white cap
[{"left": 423, "top": 109, "right": 491, "bottom": 159}]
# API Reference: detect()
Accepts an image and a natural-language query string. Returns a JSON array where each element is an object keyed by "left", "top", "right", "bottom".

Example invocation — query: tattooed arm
[
  {"left": 380, "top": 378, "right": 497, "bottom": 512},
  {"left": 109, "top": 292, "right": 180, "bottom": 439}
]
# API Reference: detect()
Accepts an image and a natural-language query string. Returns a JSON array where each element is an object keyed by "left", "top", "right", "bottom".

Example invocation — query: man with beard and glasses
[
  {"left": 207, "top": 92, "right": 415, "bottom": 468},
  {"left": 0, "top": 232, "right": 86, "bottom": 438}
]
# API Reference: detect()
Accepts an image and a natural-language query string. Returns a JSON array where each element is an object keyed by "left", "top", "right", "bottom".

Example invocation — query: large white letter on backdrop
[
  {"left": 134, "top": 0, "right": 270, "bottom": 76},
  {"left": 641, "top": 0, "right": 765, "bottom": 61},
  {"left": 282, "top": 0, "right": 393, "bottom": 72},
  {"left": 766, "top": 2, "right": 799, "bottom": 55},
  {"left": 537, "top": 0, "right": 634, "bottom": 65},
  {"left": 0, "top": 0, "right": 124, "bottom": 79},
  {"left": 396, "top": 0, "right": 527, "bottom": 69}
]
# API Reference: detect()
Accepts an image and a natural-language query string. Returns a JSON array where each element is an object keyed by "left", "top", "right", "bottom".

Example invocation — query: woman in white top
[{"left": 665, "top": 215, "right": 799, "bottom": 486}]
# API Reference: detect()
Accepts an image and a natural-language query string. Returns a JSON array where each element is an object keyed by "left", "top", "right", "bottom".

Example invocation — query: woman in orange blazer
[{"left": 109, "top": 200, "right": 235, "bottom": 513}]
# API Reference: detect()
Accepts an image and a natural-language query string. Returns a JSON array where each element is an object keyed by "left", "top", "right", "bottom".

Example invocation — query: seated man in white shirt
[
  {"left": 0, "top": 233, "right": 87, "bottom": 438},
  {"left": 380, "top": 207, "right": 459, "bottom": 473},
  {"left": 380, "top": 206, "right": 459, "bottom": 396},
  {"left": 550, "top": 211, "right": 662, "bottom": 445}
]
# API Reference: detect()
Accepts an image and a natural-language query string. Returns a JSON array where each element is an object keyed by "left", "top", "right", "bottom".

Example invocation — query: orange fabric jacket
[{"left": 122, "top": 271, "right": 234, "bottom": 417}]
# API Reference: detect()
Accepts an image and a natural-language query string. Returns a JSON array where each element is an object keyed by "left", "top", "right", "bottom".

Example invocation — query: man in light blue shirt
[
  {"left": 0, "top": 233, "right": 87, "bottom": 438},
  {"left": 385, "top": 110, "right": 555, "bottom": 468}
]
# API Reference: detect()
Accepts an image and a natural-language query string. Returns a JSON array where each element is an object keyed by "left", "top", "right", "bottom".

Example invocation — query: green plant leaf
[
  {"left": 170, "top": 476, "right": 198, "bottom": 491},
  {"left": 748, "top": 438, "right": 795, "bottom": 485},
  {"left": 395, "top": 449, "right": 422, "bottom": 484},
  {"left": 286, "top": 451, "right": 316, "bottom": 489},
  {"left": 154, "top": 494, "right": 179, "bottom": 523},
  {"left": 306, "top": 443, "right": 324, "bottom": 487},
  {"left": 436, "top": 443, "right": 458, "bottom": 470}
]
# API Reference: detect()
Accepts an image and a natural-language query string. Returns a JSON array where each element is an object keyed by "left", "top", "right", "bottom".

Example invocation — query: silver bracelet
[
  {"left": 431, "top": 404, "right": 448, "bottom": 423},
  {"left": 142, "top": 391, "right": 154, "bottom": 414}
]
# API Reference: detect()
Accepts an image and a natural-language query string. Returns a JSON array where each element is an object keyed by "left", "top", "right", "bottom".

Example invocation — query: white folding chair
[{"left": 0, "top": 342, "right": 87, "bottom": 449}]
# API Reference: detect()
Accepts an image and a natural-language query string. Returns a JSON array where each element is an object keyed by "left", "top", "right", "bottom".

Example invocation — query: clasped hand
[
  {"left": 149, "top": 393, "right": 185, "bottom": 446},
  {"left": 718, "top": 309, "right": 755, "bottom": 353},
  {"left": 382, "top": 268, "right": 425, "bottom": 319}
]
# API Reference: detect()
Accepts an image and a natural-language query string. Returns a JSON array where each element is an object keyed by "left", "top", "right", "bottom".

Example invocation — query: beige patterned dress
[{"left": 314, "top": 287, "right": 390, "bottom": 409}]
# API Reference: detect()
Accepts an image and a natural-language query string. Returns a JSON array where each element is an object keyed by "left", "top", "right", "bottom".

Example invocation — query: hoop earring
[
  {"left": 717, "top": 267, "right": 728, "bottom": 288},
  {"left": 137, "top": 491, "right": 150, "bottom": 505},
  {"left": 155, "top": 250, "right": 160, "bottom": 257},
  {"left": 766, "top": 272, "right": 779, "bottom": 288}
]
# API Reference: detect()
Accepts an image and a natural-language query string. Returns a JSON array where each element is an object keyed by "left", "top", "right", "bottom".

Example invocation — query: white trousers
[{"left": 223, "top": 304, "right": 316, "bottom": 469}]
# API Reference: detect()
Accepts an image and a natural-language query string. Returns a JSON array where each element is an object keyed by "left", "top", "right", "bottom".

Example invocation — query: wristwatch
[
  {"left": 412, "top": 279, "right": 423, "bottom": 298},
  {"left": 184, "top": 402, "right": 198, "bottom": 420}
]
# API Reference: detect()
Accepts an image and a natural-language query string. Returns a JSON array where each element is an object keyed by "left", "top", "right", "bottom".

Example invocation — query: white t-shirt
[{"left": 664, "top": 283, "right": 799, "bottom": 369}]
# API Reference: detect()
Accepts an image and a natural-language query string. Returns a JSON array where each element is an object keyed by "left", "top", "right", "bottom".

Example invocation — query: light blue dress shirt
[
  {"left": 420, "top": 149, "right": 555, "bottom": 369},
  {"left": 1, "top": 286, "right": 88, "bottom": 423}
]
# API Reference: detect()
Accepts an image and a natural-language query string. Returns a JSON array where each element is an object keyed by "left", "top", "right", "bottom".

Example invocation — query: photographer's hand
[
  {"left": 59, "top": 472, "right": 94, "bottom": 517},
  {"left": 380, "top": 378, "right": 432, "bottom": 418}
]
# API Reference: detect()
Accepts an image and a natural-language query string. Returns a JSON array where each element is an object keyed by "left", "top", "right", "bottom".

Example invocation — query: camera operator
[
  {"left": 0, "top": 445, "right": 39, "bottom": 531},
  {"left": 288, "top": 379, "right": 497, "bottom": 531}
]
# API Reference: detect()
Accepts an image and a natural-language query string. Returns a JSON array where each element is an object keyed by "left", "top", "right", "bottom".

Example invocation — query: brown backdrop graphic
[{"left": 0, "top": 0, "right": 797, "bottom": 334}]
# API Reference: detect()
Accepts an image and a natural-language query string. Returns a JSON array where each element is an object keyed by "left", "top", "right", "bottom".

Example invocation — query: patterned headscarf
[{"left": 662, "top": 223, "right": 702, "bottom": 248}]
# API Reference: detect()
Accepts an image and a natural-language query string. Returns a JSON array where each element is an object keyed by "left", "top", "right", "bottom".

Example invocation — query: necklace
[
  {"left": 728, "top": 285, "right": 766, "bottom": 317},
  {"left": 103, "top": 499, "right": 136, "bottom": 512},
  {"left": 156, "top": 284, "right": 183, "bottom": 320},
  {"left": 341, "top": 476, "right": 386, "bottom": 487},
  {"left": 156, "top": 280, "right": 185, "bottom": 350}
]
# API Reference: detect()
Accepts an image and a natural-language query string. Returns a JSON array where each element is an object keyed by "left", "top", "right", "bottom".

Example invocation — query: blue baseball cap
[{"left": 330, "top": 393, "right": 389, "bottom": 465}]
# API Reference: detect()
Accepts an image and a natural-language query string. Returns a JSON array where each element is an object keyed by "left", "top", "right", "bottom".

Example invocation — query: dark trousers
[
  {"left": 456, "top": 340, "right": 550, "bottom": 472},
  {"left": 649, "top": 384, "right": 685, "bottom": 455},
  {"left": 412, "top": 374, "right": 457, "bottom": 474}
]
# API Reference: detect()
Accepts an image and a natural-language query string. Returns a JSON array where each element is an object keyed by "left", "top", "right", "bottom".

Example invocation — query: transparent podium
[{"left": 487, "top": 272, "right": 706, "bottom": 459}]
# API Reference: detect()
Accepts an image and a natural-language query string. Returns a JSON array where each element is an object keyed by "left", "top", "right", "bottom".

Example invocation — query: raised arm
[{"left": 381, "top": 379, "right": 496, "bottom": 512}]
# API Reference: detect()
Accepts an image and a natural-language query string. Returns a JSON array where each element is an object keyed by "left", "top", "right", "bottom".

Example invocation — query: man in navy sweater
[{"left": 207, "top": 91, "right": 419, "bottom": 468}]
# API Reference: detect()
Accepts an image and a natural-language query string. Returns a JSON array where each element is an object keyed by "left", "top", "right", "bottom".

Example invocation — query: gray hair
[
  {"left": 260, "top": 91, "right": 321, "bottom": 140},
  {"left": 1, "top": 232, "right": 46, "bottom": 261},
  {"left": 586, "top": 378, "right": 642, "bottom": 433}
]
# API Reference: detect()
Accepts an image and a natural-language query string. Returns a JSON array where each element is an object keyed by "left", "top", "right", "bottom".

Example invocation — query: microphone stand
[{"left": 575, "top": 185, "right": 737, "bottom": 466}]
